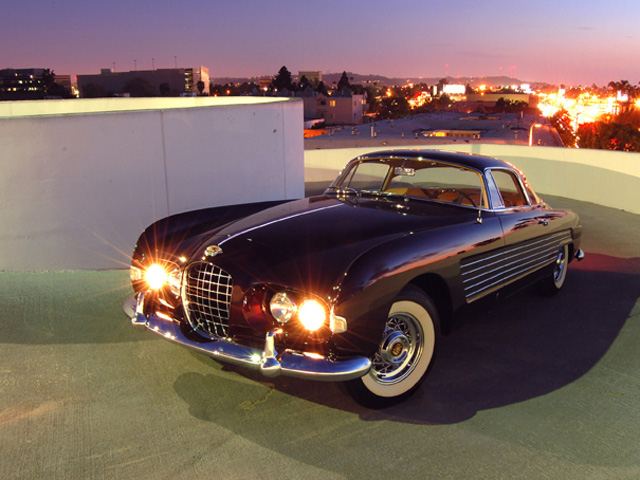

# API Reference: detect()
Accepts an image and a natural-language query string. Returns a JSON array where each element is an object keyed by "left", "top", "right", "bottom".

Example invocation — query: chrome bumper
[{"left": 123, "top": 295, "right": 371, "bottom": 382}]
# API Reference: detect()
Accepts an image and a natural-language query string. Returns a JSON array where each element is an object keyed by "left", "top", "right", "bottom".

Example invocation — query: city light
[
  {"left": 537, "top": 88, "right": 625, "bottom": 131},
  {"left": 529, "top": 123, "right": 543, "bottom": 146}
]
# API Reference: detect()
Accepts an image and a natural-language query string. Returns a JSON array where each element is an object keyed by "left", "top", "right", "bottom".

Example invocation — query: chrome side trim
[{"left": 461, "top": 231, "right": 572, "bottom": 302}]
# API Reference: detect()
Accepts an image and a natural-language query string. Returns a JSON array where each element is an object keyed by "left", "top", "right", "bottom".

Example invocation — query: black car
[{"left": 124, "top": 149, "right": 583, "bottom": 406}]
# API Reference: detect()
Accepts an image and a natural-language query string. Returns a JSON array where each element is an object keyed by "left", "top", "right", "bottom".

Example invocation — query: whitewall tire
[{"left": 346, "top": 286, "right": 439, "bottom": 407}]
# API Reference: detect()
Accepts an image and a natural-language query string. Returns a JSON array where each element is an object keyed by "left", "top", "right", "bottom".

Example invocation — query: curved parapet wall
[
  {"left": 305, "top": 144, "right": 640, "bottom": 215},
  {"left": 0, "top": 97, "right": 303, "bottom": 271}
]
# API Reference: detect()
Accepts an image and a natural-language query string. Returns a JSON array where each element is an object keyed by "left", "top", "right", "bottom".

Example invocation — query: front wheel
[{"left": 345, "top": 286, "right": 439, "bottom": 408}]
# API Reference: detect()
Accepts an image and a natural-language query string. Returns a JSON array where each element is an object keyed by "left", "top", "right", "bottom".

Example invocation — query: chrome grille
[{"left": 182, "top": 262, "right": 232, "bottom": 338}]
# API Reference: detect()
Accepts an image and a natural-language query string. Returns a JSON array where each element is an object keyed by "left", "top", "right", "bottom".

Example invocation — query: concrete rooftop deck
[{"left": 1, "top": 194, "right": 639, "bottom": 479}]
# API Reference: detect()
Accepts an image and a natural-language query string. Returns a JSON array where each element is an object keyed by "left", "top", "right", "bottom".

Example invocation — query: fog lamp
[{"left": 298, "top": 300, "right": 327, "bottom": 331}]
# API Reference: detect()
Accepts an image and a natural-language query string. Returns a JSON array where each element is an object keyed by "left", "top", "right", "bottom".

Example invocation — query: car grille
[{"left": 182, "top": 262, "right": 232, "bottom": 338}]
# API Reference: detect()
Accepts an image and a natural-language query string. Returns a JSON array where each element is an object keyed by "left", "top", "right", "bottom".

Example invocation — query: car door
[
  {"left": 487, "top": 168, "right": 554, "bottom": 243},
  {"left": 486, "top": 168, "right": 570, "bottom": 282},
  {"left": 458, "top": 168, "right": 569, "bottom": 304}
]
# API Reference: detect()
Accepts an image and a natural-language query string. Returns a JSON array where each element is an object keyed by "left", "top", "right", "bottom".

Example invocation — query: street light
[{"left": 529, "top": 123, "right": 543, "bottom": 146}]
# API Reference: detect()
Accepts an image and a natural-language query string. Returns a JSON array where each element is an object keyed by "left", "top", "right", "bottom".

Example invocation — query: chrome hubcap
[
  {"left": 379, "top": 331, "right": 411, "bottom": 365},
  {"left": 553, "top": 250, "right": 567, "bottom": 283},
  {"left": 371, "top": 313, "right": 423, "bottom": 385}
]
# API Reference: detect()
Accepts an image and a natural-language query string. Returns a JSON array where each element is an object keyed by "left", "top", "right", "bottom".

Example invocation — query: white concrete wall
[
  {"left": 304, "top": 144, "right": 640, "bottom": 215},
  {"left": 0, "top": 97, "right": 304, "bottom": 271}
]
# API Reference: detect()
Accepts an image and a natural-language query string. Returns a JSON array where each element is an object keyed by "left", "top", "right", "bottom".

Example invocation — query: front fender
[{"left": 330, "top": 215, "right": 503, "bottom": 356}]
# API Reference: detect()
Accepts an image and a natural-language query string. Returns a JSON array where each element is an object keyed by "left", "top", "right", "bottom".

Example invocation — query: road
[{"left": 1, "top": 195, "right": 639, "bottom": 480}]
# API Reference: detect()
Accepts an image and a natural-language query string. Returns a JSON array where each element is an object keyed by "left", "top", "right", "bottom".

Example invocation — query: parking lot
[{"left": 1, "top": 195, "right": 639, "bottom": 480}]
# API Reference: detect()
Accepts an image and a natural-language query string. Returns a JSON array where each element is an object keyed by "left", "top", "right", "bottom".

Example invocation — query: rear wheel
[
  {"left": 346, "top": 286, "right": 439, "bottom": 408},
  {"left": 539, "top": 243, "right": 569, "bottom": 296}
]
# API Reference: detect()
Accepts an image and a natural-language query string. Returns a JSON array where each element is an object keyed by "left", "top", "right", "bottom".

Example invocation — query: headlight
[
  {"left": 144, "top": 263, "right": 181, "bottom": 296},
  {"left": 270, "top": 292, "right": 297, "bottom": 324},
  {"left": 269, "top": 292, "right": 329, "bottom": 332},
  {"left": 297, "top": 299, "right": 327, "bottom": 331},
  {"left": 145, "top": 264, "right": 168, "bottom": 290},
  {"left": 130, "top": 265, "right": 143, "bottom": 282},
  {"left": 166, "top": 267, "right": 182, "bottom": 296}
]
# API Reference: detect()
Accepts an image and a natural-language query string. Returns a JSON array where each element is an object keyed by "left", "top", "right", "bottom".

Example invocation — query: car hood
[{"left": 192, "top": 195, "right": 476, "bottom": 298}]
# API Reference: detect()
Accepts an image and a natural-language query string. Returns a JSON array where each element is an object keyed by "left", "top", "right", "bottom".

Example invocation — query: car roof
[{"left": 355, "top": 149, "right": 514, "bottom": 172}]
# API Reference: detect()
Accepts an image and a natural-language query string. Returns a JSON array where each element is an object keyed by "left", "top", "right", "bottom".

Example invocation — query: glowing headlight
[
  {"left": 270, "top": 292, "right": 297, "bottom": 324},
  {"left": 145, "top": 264, "right": 168, "bottom": 290},
  {"left": 145, "top": 263, "right": 182, "bottom": 295},
  {"left": 298, "top": 300, "right": 327, "bottom": 331}
]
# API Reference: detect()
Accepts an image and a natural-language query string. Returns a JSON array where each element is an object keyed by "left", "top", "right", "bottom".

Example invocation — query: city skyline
[{"left": 2, "top": 0, "right": 639, "bottom": 87}]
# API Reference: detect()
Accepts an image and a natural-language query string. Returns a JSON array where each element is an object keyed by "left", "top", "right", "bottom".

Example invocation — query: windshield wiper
[{"left": 361, "top": 190, "right": 406, "bottom": 201}]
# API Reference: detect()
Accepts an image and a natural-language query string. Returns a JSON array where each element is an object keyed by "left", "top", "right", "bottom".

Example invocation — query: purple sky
[{"left": 2, "top": 0, "right": 639, "bottom": 86}]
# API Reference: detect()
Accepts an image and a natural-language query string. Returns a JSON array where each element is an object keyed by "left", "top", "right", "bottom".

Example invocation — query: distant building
[
  {"left": 298, "top": 71, "right": 322, "bottom": 87},
  {"left": 185, "top": 67, "right": 210, "bottom": 95},
  {"left": 443, "top": 84, "right": 466, "bottom": 96},
  {"left": 77, "top": 66, "right": 210, "bottom": 97},
  {"left": 299, "top": 87, "right": 366, "bottom": 125},
  {"left": 0, "top": 68, "right": 71, "bottom": 100},
  {"left": 466, "top": 93, "right": 533, "bottom": 104},
  {"left": 258, "top": 78, "right": 272, "bottom": 91},
  {"left": 464, "top": 93, "right": 537, "bottom": 112}
]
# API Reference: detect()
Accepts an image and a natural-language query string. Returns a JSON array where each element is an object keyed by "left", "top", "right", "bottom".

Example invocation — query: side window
[
  {"left": 485, "top": 173, "right": 504, "bottom": 208},
  {"left": 488, "top": 170, "right": 528, "bottom": 208}
]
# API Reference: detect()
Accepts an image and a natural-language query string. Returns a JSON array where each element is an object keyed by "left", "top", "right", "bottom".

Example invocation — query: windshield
[{"left": 329, "top": 157, "right": 488, "bottom": 209}]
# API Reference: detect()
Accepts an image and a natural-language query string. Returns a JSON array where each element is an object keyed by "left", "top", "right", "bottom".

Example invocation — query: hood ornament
[{"left": 204, "top": 245, "right": 223, "bottom": 257}]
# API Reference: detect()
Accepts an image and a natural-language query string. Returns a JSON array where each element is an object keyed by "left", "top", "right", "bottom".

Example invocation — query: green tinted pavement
[{"left": 1, "top": 196, "right": 639, "bottom": 479}]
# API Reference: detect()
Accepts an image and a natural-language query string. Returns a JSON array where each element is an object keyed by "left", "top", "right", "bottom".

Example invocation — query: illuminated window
[{"left": 330, "top": 100, "right": 336, "bottom": 107}]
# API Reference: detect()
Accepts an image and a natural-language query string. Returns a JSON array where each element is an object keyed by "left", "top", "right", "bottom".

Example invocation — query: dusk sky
[{"left": 2, "top": 0, "right": 639, "bottom": 86}]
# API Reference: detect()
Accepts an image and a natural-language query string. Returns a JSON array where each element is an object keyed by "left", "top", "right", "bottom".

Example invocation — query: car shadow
[
  {"left": 373, "top": 253, "right": 640, "bottom": 424},
  {"left": 175, "top": 252, "right": 640, "bottom": 425}
]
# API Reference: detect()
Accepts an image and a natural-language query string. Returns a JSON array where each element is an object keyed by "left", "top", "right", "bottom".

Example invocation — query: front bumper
[{"left": 123, "top": 295, "right": 371, "bottom": 381}]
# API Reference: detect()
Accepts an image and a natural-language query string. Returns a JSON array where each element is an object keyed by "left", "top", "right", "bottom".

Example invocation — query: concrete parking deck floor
[{"left": 1, "top": 195, "right": 639, "bottom": 480}]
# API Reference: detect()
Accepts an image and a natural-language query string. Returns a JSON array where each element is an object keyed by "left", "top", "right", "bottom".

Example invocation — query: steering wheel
[{"left": 434, "top": 188, "right": 477, "bottom": 207}]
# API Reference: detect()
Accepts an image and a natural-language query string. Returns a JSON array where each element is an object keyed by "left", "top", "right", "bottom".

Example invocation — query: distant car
[{"left": 124, "top": 149, "right": 583, "bottom": 406}]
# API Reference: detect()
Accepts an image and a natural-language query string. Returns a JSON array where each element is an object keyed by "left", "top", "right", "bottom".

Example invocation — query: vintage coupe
[{"left": 124, "top": 150, "right": 583, "bottom": 406}]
